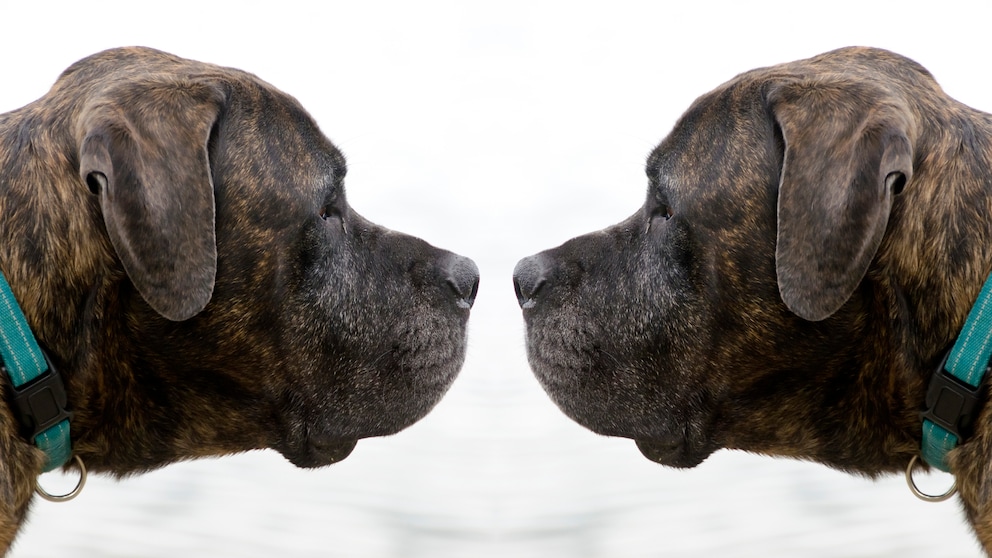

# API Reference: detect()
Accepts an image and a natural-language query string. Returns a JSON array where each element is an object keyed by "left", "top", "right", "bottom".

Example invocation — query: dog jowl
[
  {"left": 0, "top": 47, "right": 478, "bottom": 549},
  {"left": 514, "top": 47, "right": 992, "bottom": 550}
]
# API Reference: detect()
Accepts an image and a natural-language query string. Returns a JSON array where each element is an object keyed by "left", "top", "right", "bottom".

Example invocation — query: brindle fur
[
  {"left": 514, "top": 47, "right": 992, "bottom": 552},
  {"left": 0, "top": 47, "right": 478, "bottom": 552}
]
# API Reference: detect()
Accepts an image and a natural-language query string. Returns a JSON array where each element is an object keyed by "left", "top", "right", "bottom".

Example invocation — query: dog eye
[
  {"left": 319, "top": 204, "right": 342, "bottom": 221},
  {"left": 652, "top": 204, "right": 674, "bottom": 221},
  {"left": 319, "top": 192, "right": 341, "bottom": 221},
  {"left": 645, "top": 203, "right": 673, "bottom": 233},
  {"left": 318, "top": 202, "right": 348, "bottom": 233}
]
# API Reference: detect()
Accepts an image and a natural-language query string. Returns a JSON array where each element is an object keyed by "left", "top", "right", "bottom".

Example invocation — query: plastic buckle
[
  {"left": 6, "top": 351, "right": 72, "bottom": 441},
  {"left": 921, "top": 351, "right": 985, "bottom": 440}
]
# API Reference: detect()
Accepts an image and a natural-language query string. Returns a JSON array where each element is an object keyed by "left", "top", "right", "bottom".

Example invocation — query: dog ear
[
  {"left": 769, "top": 82, "right": 914, "bottom": 321},
  {"left": 78, "top": 81, "right": 225, "bottom": 321}
]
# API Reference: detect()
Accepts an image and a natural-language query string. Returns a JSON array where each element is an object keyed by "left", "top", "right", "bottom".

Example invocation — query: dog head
[
  {"left": 513, "top": 47, "right": 970, "bottom": 473},
  {"left": 10, "top": 47, "right": 479, "bottom": 471}
]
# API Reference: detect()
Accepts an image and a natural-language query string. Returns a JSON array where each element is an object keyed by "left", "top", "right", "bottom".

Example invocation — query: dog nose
[
  {"left": 513, "top": 255, "right": 546, "bottom": 309},
  {"left": 446, "top": 255, "right": 480, "bottom": 309}
]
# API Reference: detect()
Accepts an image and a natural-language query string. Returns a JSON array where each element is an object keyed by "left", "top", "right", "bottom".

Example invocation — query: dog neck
[{"left": 0, "top": 110, "right": 272, "bottom": 477}]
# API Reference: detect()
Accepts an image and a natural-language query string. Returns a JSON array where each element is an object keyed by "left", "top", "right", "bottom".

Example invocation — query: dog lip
[
  {"left": 635, "top": 437, "right": 706, "bottom": 469},
  {"left": 286, "top": 437, "right": 358, "bottom": 469}
]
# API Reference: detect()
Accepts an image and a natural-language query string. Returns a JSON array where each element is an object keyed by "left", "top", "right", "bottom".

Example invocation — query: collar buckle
[
  {"left": 921, "top": 350, "right": 986, "bottom": 441},
  {"left": 6, "top": 350, "right": 72, "bottom": 442}
]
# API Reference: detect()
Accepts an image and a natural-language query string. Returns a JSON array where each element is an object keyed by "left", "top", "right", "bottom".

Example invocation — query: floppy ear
[
  {"left": 78, "top": 81, "right": 225, "bottom": 321},
  {"left": 769, "top": 81, "right": 914, "bottom": 321}
]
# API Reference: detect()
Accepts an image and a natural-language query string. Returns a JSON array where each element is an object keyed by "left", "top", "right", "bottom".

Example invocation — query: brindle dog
[
  {"left": 515, "top": 47, "right": 992, "bottom": 551},
  {"left": 0, "top": 47, "right": 479, "bottom": 552}
]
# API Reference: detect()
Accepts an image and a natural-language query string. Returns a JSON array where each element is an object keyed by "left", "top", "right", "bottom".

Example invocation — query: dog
[
  {"left": 0, "top": 47, "right": 479, "bottom": 552},
  {"left": 514, "top": 46, "right": 992, "bottom": 552}
]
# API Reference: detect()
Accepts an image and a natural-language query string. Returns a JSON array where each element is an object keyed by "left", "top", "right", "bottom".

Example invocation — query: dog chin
[
  {"left": 284, "top": 438, "right": 358, "bottom": 469},
  {"left": 635, "top": 438, "right": 710, "bottom": 469}
]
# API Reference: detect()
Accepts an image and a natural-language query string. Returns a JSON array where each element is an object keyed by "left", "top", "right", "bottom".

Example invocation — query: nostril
[
  {"left": 512, "top": 256, "right": 546, "bottom": 309},
  {"left": 446, "top": 256, "right": 480, "bottom": 309}
]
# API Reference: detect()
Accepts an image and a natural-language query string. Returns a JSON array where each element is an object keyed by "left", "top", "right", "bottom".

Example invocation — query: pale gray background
[{"left": 1, "top": 1, "right": 989, "bottom": 556}]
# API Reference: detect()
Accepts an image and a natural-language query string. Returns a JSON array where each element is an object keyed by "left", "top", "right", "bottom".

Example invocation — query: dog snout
[
  {"left": 513, "top": 255, "right": 546, "bottom": 309},
  {"left": 446, "top": 255, "right": 480, "bottom": 309}
]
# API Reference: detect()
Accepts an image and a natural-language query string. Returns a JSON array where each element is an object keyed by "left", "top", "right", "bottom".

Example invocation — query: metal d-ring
[
  {"left": 905, "top": 454, "right": 957, "bottom": 503},
  {"left": 35, "top": 455, "right": 87, "bottom": 503}
]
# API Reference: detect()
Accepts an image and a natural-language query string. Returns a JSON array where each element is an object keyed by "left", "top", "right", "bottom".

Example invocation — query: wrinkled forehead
[
  {"left": 214, "top": 78, "right": 347, "bottom": 202},
  {"left": 646, "top": 80, "right": 777, "bottom": 186},
  {"left": 640, "top": 48, "right": 915, "bottom": 191}
]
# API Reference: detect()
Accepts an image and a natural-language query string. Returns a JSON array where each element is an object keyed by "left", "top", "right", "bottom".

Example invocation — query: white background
[{"left": 2, "top": 1, "right": 990, "bottom": 556}]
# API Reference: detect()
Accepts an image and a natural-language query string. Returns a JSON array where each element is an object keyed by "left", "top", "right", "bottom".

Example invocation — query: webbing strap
[
  {"left": 35, "top": 419, "right": 71, "bottom": 471},
  {"left": 0, "top": 276, "right": 46, "bottom": 384},
  {"left": 921, "top": 421, "right": 957, "bottom": 472},
  {"left": 921, "top": 275, "right": 992, "bottom": 472},
  {"left": 0, "top": 272, "right": 71, "bottom": 472}
]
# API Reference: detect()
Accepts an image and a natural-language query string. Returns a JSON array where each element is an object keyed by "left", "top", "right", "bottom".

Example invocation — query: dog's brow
[
  {"left": 645, "top": 156, "right": 661, "bottom": 179},
  {"left": 324, "top": 160, "right": 346, "bottom": 182},
  {"left": 646, "top": 140, "right": 674, "bottom": 175}
]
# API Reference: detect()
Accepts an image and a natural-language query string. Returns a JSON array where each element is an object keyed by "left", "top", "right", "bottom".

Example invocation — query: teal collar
[
  {"left": 0, "top": 270, "right": 72, "bottom": 472},
  {"left": 920, "top": 274, "right": 992, "bottom": 473}
]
